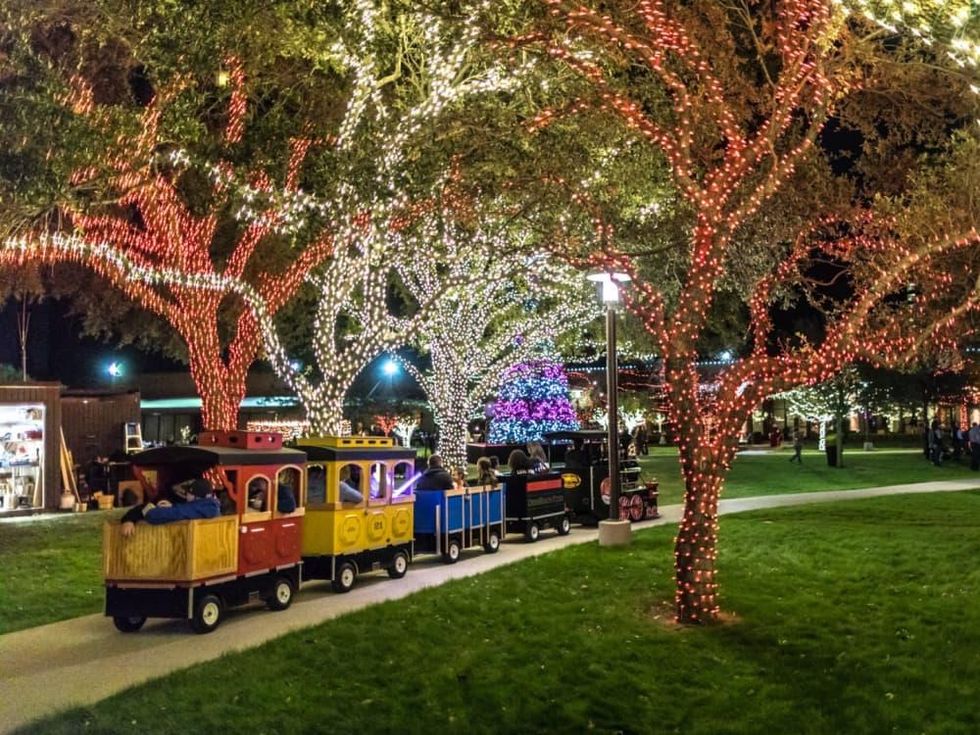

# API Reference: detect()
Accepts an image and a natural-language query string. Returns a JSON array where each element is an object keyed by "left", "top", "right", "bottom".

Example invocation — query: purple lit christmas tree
[{"left": 487, "top": 359, "right": 579, "bottom": 444}]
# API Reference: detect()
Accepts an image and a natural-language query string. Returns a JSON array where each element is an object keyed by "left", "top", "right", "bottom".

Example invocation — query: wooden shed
[
  {"left": 61, "top": 390, "right": 141, "bottom": 467},
  {"left": 0, "top": 382, "right": 61, "bottom": 512}
]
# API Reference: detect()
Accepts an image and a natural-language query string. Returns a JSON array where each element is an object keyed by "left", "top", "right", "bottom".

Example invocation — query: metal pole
[{"left": 606, "top": 304, "right": 621, "bottom": 520}]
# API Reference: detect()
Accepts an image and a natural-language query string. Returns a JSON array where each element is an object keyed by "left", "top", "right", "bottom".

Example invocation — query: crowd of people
[{"left": 925, "top": 419, "right": 980, "bottom": 469}]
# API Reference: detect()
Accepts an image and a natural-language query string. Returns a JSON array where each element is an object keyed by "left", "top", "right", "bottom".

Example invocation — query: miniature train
[{"left": 103, "top": 431, "right": 657, "bottom": 633}]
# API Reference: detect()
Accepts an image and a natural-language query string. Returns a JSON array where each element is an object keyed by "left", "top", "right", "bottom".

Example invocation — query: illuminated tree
[
  {"left": 391, "top": 189, "right": 597, "bottom": 469},
  {"left": 531, "top": 0, "right": 980, "bottom": 623},
  {"left": 1, "top": 1, "right": 533, "bottom": 435},
  {"left": 0, "top": 61, "right": 333, "bottom": 429},
  {"left": 392, "top": 414, "right": 419, "bottom": 447},
  {"left": 373, "top": 414, "right": 399, "bottom": 437},
  {"left": 778, "top": 368, "right": 861, "bottom": 457},
  {"left": 245, "top": 2, "right": 536, "bottom": 436}
]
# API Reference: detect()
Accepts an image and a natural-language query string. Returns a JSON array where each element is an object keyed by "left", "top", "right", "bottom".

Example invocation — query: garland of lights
[
  {"left": 532, "top": 0, "right": 980, "bottom": 625},
  {"left": 841, "top": 1, "right": 980, "bottom": 80}
]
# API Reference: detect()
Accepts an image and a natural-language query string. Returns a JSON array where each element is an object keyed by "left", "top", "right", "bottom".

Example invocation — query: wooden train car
[
  {"left": 103, "top": 431, "right": 307, "bottom": 634},
  {"left": 414, "top": 482, "right": 505, "bottom": 562},
  {"left": 543, "top": 430, "right": 660, "bottom": 524},
  {"left": 503, "top": 471, "right": 571, "bottom": 541},
  {"left": 296, "top": 436, "right": 416, "bottom": 592}
]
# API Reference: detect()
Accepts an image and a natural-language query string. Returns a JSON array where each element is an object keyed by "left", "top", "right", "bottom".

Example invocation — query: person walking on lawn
[
  {"left": 789, "top": 432, "right": 803, "bottom": 463},
  {"left": 969, "top": 422, "right": 980, "bottom": 471}
]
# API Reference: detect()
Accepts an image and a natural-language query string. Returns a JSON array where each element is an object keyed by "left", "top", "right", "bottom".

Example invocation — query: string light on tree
[
  {"left": 528, "top": 0, "right": 980, "bottom": 624},
  {"left": 1, "top": 58, "right": 333, "bottom": 431},
  {"left": 244, "top": 0, "right": 537, "bottom": 437},
  {"left": 392, "top": 181, "right": 598, "bottom": 470}
]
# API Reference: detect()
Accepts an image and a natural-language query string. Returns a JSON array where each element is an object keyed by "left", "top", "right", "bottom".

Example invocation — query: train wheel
[
  {"left": 629, "top": 495, "right": 645, "bottom": 522},
  {"left": 442, "top": 538, "right": 462, "bottom": 564},
  {"left": 190, "top": 594, "right": 223, "bottom": 634},
  {"left": 618, "top": 495, "right": 632, "bottom": 522},
  {"left": 112, "top": 615, "right": 146, "bottom": 633},
  {"left": 556, "top": 515, "right": 572, "bottom": 536},
  {"left": 332, "top": 562, "right": 357, "bottom": 593},
  {"left": 525, "top": 522, "right": 540, "bottom": 542},
  {"left": 266, "top": 576, "right": 294, "bottom": 611},
  {"left": 388, "top": 550, "right": 409, "bottom": 579},
  {"left": 483, "top": 529, "right": 501, "bottom": 553}
]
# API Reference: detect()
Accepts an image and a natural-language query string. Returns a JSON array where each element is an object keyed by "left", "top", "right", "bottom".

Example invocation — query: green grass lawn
[
  {"left": 21, "top": 492, "right": 980, "bottom": 735},
  {"left": 639, "top": 446, "right": 977, "bottom": 506},
  {"left": 0, "top": 510, "right": 121, "bottom": 635}
]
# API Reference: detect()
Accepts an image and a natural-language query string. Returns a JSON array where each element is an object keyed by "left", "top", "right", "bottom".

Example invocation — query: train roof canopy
[
  {"left": 297, "top": 437, "right": 415, "bottom": 463},
  {"left": 132, "top": 445, "right": 307, "bottom": 467}
]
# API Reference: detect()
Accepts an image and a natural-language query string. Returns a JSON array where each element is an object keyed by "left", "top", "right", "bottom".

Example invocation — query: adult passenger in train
[
  {"left": 476, "top": 457, "right": 496, "bottom": 487},
  {"left": 416, "top": 454, "right": 455, "bottom": 491},
  {"left": 507, "top": 449, "right": 532, "bottom": 475},
  {"left": 338, "top": 465, "right": 365, "bottom": 504},
  {"left": 563, "top": 438, "right": 588, "bottom": 469},
  {"left": 527, "top": 442, "right": 549, "bottom": 472},
  {"left": 119, "top": 478, "right": 219, "bottom": 537}
]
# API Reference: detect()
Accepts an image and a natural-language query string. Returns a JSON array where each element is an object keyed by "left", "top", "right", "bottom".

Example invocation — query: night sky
[{"left": 0, "top": 298, "right": 182, "bottom": 388}]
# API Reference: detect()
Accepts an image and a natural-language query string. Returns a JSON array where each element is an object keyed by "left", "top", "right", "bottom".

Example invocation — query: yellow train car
[{"left": 297, "top": 436, "right": 417, "bottom": 592}]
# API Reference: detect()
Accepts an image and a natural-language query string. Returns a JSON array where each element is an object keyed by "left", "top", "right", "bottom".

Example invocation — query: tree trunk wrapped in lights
[{"left": 531, "top": 0, "right": 980, "bottom": 623}]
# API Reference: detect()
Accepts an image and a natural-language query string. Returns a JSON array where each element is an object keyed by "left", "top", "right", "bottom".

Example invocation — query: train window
[
  {"left": 338, "top": 463, "right": 364, "bottom": 505},
  {"left": 392, "top": 461, "right": 415, "bottom": 498},
  {"left": 276, "top": 466, "right": 302, "bottom": 514},
  {"left": 246, "top": 476, "right": 270, "bottom": 512},
  {"left": 307, "top": 465, "right": 327, "bottom": 505},
  {"left": 368, "top": 463, "right": 387, "bottom": 501}
]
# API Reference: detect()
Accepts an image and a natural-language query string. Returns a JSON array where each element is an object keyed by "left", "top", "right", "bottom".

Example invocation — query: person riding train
[{"left": 119, "top": 478, "right": 220, "bottom": 537}]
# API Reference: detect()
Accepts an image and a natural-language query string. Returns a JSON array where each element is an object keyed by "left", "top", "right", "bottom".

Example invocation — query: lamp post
[{"left": 587, "top": 271, "right": 632, "bottom": 546}]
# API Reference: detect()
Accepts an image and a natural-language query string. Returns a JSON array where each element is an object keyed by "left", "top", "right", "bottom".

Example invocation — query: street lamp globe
[{"left": 586, "top": 271, "right": 631, "bottom": 304}]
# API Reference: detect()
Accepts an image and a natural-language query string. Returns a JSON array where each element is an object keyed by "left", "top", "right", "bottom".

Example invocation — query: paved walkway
[{"left": 2, "top": 479, "right": 977, "bottom": 733}]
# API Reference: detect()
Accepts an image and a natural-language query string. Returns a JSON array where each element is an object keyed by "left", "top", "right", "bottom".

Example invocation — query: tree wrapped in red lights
[
  {"left": 531, "top": 0, "right": 980, "bottom": 623},
  {"left": 0, "top": 61, "right": 332, "bottom": 430}
]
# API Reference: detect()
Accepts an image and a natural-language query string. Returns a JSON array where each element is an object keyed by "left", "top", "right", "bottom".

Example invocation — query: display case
[{"left": 0, "top": 404, "right": 45, "bottom": 512}]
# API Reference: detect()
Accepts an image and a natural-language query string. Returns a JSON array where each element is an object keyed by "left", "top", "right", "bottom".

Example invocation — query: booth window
[
  {"left": 276, "top": 466, "right": 302, "bottom": 513},
  {"left": 246, "top": 476, "right": 270, "bottom": 512},
  {"left": 338, "top": 463, "right": 364, "bottom": 505},
  {"left": 307, "top": 464, "right": 326, "bottom": 505}
]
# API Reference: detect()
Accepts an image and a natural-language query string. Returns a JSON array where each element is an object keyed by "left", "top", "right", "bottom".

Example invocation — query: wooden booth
[{"left": 0, "top": 382, "right": 61, "bottom": 513}]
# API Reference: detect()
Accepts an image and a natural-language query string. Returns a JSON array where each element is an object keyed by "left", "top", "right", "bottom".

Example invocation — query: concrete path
[{"left": 2, "top": 479, "right": 977, "bottom": 733}]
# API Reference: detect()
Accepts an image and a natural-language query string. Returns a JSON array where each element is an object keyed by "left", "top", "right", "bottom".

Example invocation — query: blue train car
[{"left": 414, "top": 483, "right": 505, "bottom": 563}]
